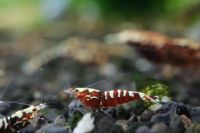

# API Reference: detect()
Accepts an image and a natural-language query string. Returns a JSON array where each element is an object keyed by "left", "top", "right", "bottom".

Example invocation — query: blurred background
[{"left": 1, "top": 0, "right": 200, "bottom": 37}]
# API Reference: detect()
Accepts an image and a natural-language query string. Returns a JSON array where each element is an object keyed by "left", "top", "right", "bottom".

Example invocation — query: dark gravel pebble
[
  {"left": 151, "top": 123, "right": 169, "bottom": 133},
  {"left": 93, "top": 113, "right": 124, "bottom": 133},
  {"left": 151, "top": 101, "right": 181, "bottom": 124},
  {"left": 136, "top": 126, "right": 153, "bottom": 133},
  {"left": 190, "top": 106, "right": 200, "bottom": 123},
  {"left": 67, "top": 100, "right": 87, "bottom": 118},
  {"left": 36, "top": 115, "right": 70, "bottom": 133}
]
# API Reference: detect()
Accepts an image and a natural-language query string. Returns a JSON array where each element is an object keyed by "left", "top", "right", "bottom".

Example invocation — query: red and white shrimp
[
  {"left": 66, "top": 88, "right": 159, "bottom": 109},
  {"left": 0, "top": 103, "right": 47, "bottom": 133}
]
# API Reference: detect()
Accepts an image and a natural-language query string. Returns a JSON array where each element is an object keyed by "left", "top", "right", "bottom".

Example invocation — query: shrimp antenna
[
  {"left": 66, "top": 80, "right": 71, "bottom": 90},
  {"left": 45, "top": 82, "right": 69, "bottom": 106},
  {"left": 85, "top": 71, "right": 132, "bottom": 89},
  {"left": 41, "top": 96, "right": 47, "bottom": 106},
  {"left": 0, "top": 81, "right": 33, "bottom": 106},
  {"left": 85, "top": 79, "right": 108, "bottom": 88},
  {"left": 41, "top": 96, "right": 49, "bottom": 109},
  {"left": 0, "top": 100, "right": 33, "bottom": 106},
  {"left": 0, "top": 81, "right": 11, "bottom": 100}
]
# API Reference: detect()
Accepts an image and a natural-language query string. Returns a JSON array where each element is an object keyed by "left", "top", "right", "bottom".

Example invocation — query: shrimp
[
  {"left": 0, "top": 103, "right": 47, "bottom": 133},
  {"left": 66, "top": 88, "right": 159, "bottom": 109}
]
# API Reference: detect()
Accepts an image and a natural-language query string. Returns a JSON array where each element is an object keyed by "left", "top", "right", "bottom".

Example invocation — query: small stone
[
  {"left": 151, "top": 123, "right": 169, "bottom": 133},
  {"left": 73, "top": 113, "right": 94, "bottom": 133},
  {"left": 68, "top": 100, "right": 87, "bottom": 117},
  {"left": 36, "top": 124, "right": 69, "bottom": 133},
  {"left": 54, "top": 115, "right": 66, "bottom": 126},
  {"left": 115, "top": 120, "right": 129, "bottom": 132},
  {"left": 151, "top": 113, "right": 170, "bottom": 124},
  {"left": 169, "top": 113, "right": 185, "bottom": 133},
  {"left": 185, "top": 123, "right": 200, "bottom": 133},
  {"left": 136, "top": 126, "right": 153, "bottom": 133},
  {"left": 151, "top": 101, "right": 180, "bottom": 124},
  {"left": 104, "top": 108, "right": 117, "bottom": 120},
  {"left": 176, "top": 105, "right": 191, "bottom": 119},
  {"left": 0, "top": 102, "right": 12, "bottom": 115},
  {"left": 140, "top": 110, "right": 155, "bottom": 121},
  {"left": 36, "top": 115, "right": 69, "bottom": 133},
  {"left": 190, "top": 106, "right": 200, "bottom": 123},
  {"left": 95, "top": 114, "right": 123, "bottom": 133},
  {"left": 180, "top": 115, "right": 192, "bottom": 128}
]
